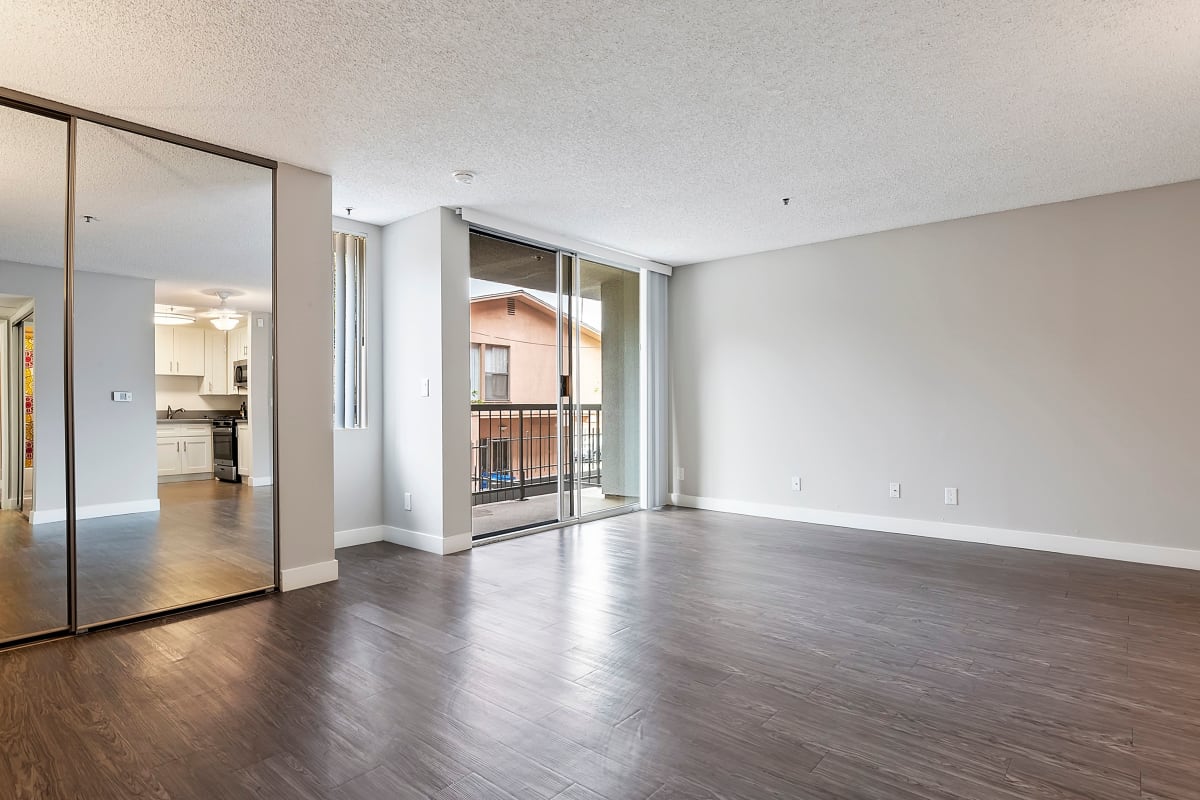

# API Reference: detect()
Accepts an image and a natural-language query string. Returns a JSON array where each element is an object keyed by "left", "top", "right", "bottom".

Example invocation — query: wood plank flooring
[
  {"left": 0, "top": 479, "right": 273, "bottom": 640},
  {"left": 2, "top": 507, "right": 1200, "bottom": 798}
]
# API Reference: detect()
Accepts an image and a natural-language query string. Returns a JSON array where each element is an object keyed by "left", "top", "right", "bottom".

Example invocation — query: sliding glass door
[{"left": 469, "top": 231, "right": 641, "bottom": 540}]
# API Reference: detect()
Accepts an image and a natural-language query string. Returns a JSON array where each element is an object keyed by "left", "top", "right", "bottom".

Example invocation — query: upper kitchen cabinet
[
  {"left": 154, "top": 325, "right": 204, "bottom": 376},
  {"left": 227, "top": 324, "right": 248, "bottom": 393},
  {"left": 201, "top": 328, "right": 228, "bottom": 395},
  {"left": 229, "top": 325, "right": 249, "bottom": 361}
]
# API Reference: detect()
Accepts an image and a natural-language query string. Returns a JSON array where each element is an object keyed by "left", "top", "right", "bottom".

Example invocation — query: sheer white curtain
[{"left": 333, "top": 232, "right": 367, "bottom": 428}]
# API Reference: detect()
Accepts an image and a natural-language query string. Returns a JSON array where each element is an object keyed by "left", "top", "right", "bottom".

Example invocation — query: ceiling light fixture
[
  {"left": 201, "top": 290, "right": 245, "bottom": 331},
  {"left": 154, "top": 305, "right": 195, "bottom": 325},
  {"left": 452, "top": 170, "right": 476, "bottom": 185}
]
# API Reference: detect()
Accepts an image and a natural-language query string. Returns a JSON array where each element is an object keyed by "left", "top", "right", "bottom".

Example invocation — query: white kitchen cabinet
[
  {"left": 157, "top": 424, "right": 213, "bottom": 480},
  {"left": 236, "top": 422, "right": 251, "bottom": 476},
  {"left": 180, "top": 436, "right": 212, "bottom": 474},
  {"left": 154, "top": 326, "right": 205, "bottom": 376},
  {"left": 153, "top": 327, "right": 174, "bottom": 375},
  {"left": 227, "top": 325, "right": 248, "bottom": 392},
  {"left": 157, "top": 438, "right": 182, "bottom": 477},
  {"left": 201, "top": 329, "right": 229, "bottom": 395}
]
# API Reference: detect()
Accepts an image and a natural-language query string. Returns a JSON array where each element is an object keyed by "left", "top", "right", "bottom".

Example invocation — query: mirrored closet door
[
  {"left": 72, "top": 121, "right": 275, "bottom": 627},
  {"left": 0, "top": 103, "right": 70, "bottom": 643}
]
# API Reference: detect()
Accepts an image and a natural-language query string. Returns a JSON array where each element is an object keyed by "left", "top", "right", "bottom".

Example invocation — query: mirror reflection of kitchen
[{"left": 73, "top": 120, "right": 274, "bottom": 626}]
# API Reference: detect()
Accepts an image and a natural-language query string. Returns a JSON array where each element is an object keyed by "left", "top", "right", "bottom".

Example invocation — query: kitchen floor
[{"left": 0, "top": 479, "right": 273, "bottom": 641}]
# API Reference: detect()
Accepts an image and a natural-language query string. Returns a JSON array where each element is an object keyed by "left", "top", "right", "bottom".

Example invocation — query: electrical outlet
[
  {"left": 404, "top": 492, "right": 412, "bottom": 511},
  {"left": 676, "top": 467, "right": 685, "bottom": 481},
  {"left": 791, "top": 476, "right": 801, "bottom": 491},
  {"left": 944, "top": 487, "right": 958, "bottom": 506},
  {"left": 889, "top": 482, "right": 901, "bottom": 498}
]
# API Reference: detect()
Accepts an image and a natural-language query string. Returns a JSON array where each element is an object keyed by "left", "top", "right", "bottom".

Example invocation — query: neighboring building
[
  {"left": 469, "top": 290, "right": 602, "bottom": 500},
  {"left": 468, "top": 290, "right": 600, "bottom": 404}
]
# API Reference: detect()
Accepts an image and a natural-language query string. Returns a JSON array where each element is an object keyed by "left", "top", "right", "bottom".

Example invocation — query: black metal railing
[{"left": 470, "top": 403, "right": 602, "bottom": 506}]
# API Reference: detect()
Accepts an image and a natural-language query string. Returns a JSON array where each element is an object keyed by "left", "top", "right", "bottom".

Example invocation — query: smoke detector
[{"left": 452, "top": 170, "right": 476, "bottom": 185}]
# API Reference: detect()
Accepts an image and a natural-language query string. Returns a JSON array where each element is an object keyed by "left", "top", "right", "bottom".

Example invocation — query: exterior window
[
  {"left": 470, "top": 343, "right": 481, "bottom": 402},
  {"left": 484, "top": 345, "right": 509, "bottom": 401},
  {"left": 333, "top": 231, "right": 367, "bottom": 428}
]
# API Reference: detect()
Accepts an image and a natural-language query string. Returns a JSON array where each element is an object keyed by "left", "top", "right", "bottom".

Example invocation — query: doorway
[{"left": 468, "top": 232, "right": 641, "bottom": 540}]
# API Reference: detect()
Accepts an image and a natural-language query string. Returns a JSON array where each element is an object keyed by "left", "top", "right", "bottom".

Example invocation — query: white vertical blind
[
  {"left": 641, "top": 270, "right": 669, "bottom": 508},
  {"left": 333, "top": 232, "right": 367, "bottom": 428}
]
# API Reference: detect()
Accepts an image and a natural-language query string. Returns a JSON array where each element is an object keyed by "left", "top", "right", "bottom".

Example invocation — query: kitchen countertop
[{"left": 156, "top": 417, "right": 246, "bottom": 424}]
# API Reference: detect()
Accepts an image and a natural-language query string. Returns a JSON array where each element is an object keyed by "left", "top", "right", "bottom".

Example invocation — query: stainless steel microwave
[{"left": 233, "top": 360, "right": 248, "bottom": 389}]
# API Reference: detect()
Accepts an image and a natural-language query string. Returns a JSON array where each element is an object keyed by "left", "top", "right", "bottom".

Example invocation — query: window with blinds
[{"left": 333, "top": 231, "right": 367, "bottom": 428}]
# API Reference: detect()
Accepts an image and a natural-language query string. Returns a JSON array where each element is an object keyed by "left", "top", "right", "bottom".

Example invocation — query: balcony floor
[{"left": 472, "top": 487, "right": 637, "bottom": 537}]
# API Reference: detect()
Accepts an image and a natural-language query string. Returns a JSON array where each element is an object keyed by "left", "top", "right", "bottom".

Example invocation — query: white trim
[
  {"left": 335, "top": 525, "right": 386, "bottom": 548},
  {"left": 382, "top": 526, "right": 473, "bottom": 555},
  {"left": 29, "top": 498, "right": 161, "bottom": 525},
  {"left": 669, "top": 493, "right": 1200, "bottom": 572},
  {"left": 244, "top": 475, "right": 273, "bottom": 487},
  {"left": 280, "top": 559, "right": 339, "bottom": 590},
  {"left": 458, "top": 208, "right": 672, "bottom": 276}
]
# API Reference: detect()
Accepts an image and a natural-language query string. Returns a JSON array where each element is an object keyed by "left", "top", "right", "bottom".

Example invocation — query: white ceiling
[
  {"left": 2, "top": 1, "right": 1199, "bottom": 265},
  {"left": 0, "top": 107, "right": 273, "bottom": 311}
]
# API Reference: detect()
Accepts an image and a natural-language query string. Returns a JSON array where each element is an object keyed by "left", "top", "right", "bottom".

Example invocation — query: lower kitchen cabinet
[{"left": 157, "top": 424, "right": 213, "bottom": 480}]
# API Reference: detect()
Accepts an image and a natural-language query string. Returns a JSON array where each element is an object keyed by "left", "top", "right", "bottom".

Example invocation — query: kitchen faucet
[{"left": 166, "top": 406, "right": 186, "bottom": 420}]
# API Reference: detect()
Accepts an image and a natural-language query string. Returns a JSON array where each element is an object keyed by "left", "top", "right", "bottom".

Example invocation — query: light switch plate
[
  {"left": 420, "top": 378, "right": 430, "bottom": 397},
  {"left": 889, "top": 482, "right": 901, "bottom": 498},
  {"left": 944, "top": 487, "right": 959, "bottom": 505},
  {"left": 111, "top": 391, "right": 133, "bottom": 402}
]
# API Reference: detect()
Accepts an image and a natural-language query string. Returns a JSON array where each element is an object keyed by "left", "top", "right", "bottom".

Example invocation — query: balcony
[{"left": 471, "top": 403, "right": 629, "bottom": 536}]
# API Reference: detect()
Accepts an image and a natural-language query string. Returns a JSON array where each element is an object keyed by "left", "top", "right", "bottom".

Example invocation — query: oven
[{"left": 212, "top": 417, "right": 240, "bottom": 482}]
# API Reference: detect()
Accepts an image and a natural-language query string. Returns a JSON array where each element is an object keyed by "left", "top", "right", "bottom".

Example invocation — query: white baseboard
[
  {"left": 280, "top": 559, "right": 339, "bottom": 590},
  {"left": 669, "top": 493, "right": 1200, "bottom": 572},
  {"left": 29, "top": 498, "right": 162, "bottom": 525},
  {"left": 382, "top": 526, "right": 473, "bottom": 555},
  {"left": 335, "top": 525, "right": 386, "bottom": 549},
  {"left": 244, "top": 476, "right": 273, "bottom": 487}
]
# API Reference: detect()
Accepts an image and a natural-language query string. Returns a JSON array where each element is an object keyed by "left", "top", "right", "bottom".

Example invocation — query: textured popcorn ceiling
[
  {"left": 0, "top": 108, "right": 272, "bottom": 311},
  {"left": 2, "top": 1, "right": 1199, "bottom": 265}
]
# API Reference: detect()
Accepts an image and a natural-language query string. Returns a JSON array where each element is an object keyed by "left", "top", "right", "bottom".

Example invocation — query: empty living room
[{"left": 2, "top": 2, "right": 1199, "bottom": 798}]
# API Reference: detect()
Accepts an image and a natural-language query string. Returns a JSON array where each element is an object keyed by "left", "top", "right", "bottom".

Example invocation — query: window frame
[{"left": 483, "top": 344, "right": 510, "bottom": 402}]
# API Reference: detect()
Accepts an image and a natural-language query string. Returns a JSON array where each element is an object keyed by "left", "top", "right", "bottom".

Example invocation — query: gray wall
[
  {"left": 380, "top": 207, "right": 471, "bottom": 548},
  {"left": 74, "top": 270, "right": 157, "bottom": 509},
  {"left": 333, "top": 216, "right": 384, "bottom": 533},
  {"left": 276, "top": 164, "right": 336, "bottom": 578},
  {"left": 0, "top": 261, "right": 158, "bottom": 515},
  {"left": 0, "top": 260, "right": 65, "bottom": 514},
  {"left": 670, "top": 180, "right": 1200, "bottom": 551}
]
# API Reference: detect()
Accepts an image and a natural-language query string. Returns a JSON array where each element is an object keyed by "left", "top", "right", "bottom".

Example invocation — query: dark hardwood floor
[
  {"left": 2, "top": 507, "right": 1200, "bottom": 798},
  {"left": 0, "top": 479, "right": 273, "bottom": 640}
]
